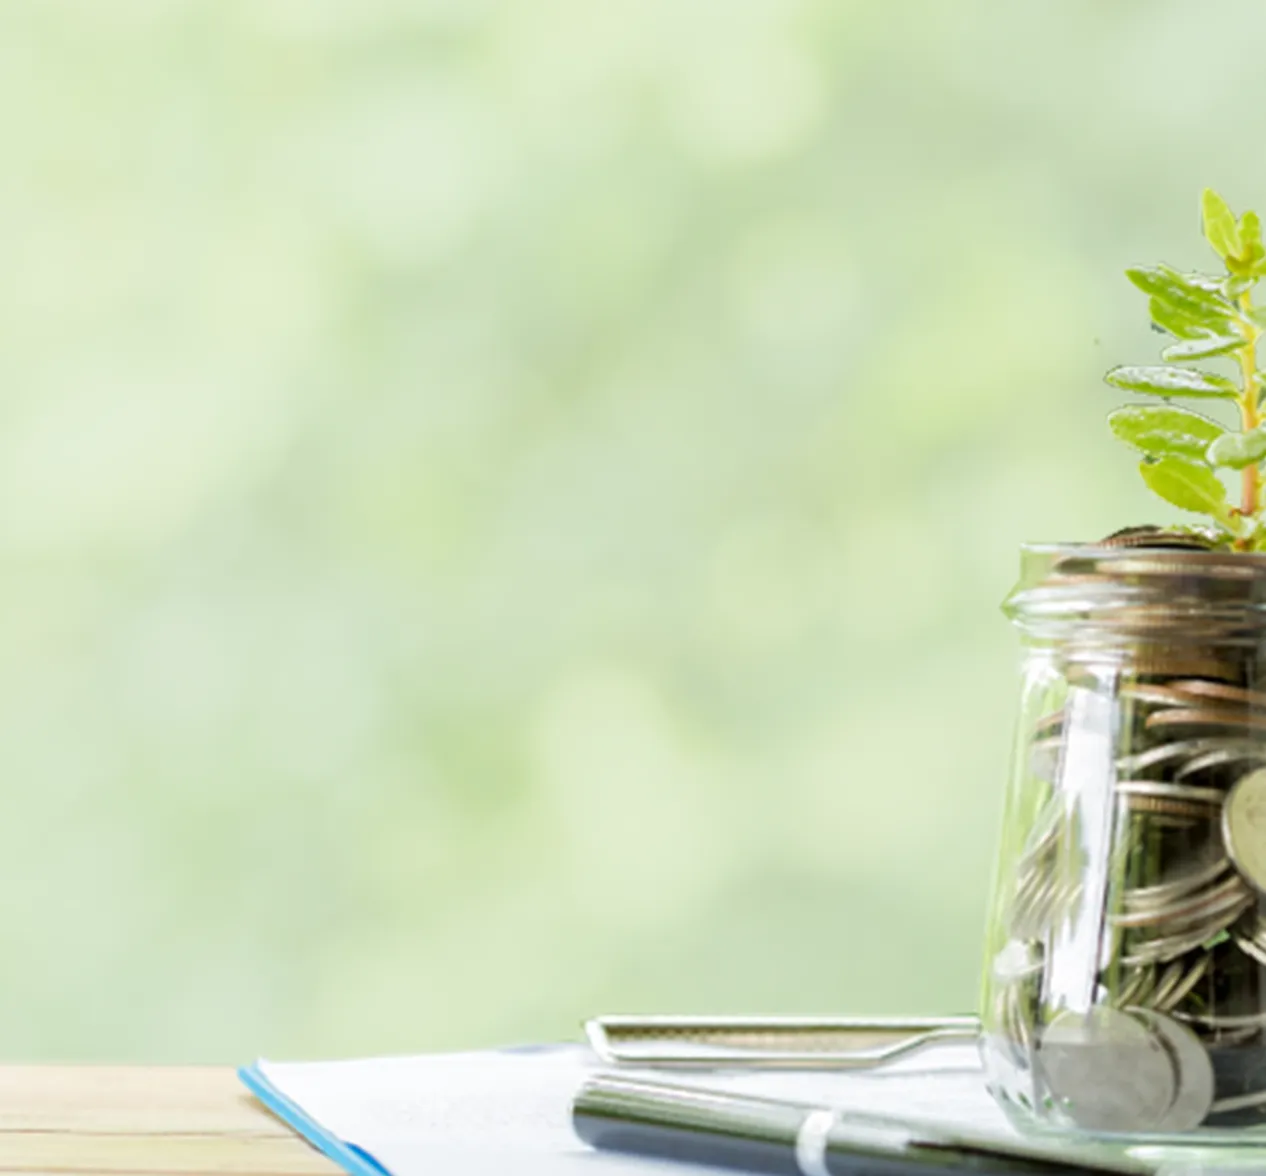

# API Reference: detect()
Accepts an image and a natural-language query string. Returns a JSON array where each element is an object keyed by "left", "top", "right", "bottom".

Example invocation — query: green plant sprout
[{"left": 1107, "top": 189, "right": 1266, "bottom": 551}]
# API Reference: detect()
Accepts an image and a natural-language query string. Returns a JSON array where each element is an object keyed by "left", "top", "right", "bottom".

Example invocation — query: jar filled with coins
[{"left": 981, "top": 532, "right": 1266, "bottom": 1140}]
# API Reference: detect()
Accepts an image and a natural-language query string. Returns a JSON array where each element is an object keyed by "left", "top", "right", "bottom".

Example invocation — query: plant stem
[{"left": 1237, "top": 290, "right": 1262, "bottom": 545}]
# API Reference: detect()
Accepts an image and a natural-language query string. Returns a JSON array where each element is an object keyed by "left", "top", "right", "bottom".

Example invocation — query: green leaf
[
  {"left": 1226, "top": 273, "right": 1257, "bottom": 298},
  {"left": 1203, "top": 189, "right": 1242, "bottom": 262},
  {"left": 1242, "top": 210, "right": 1264, "bottom": 263},
  {"left": 1148, "top": 297, "right": 1235, "bottom": 341},
  {"left": 1108, "top": 405, "right": 1225, "bottom": 460},
  {"left": 1138, "top": 456, "right": 1234, "bottom": 524},
  {"left": 1161, "top": 333, "right": 1244, "bottom": 361},
  {"left": 1207, "top": 425, "right": 1266, "bottom": 469},
  {"left": 1128, "top": 265, "right": 1234, "bottom": 325},
  {"left": 1104, "top": 365, "right": 1239, "bottom": 399}
]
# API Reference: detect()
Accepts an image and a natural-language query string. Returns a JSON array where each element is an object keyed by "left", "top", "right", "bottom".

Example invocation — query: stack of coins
[{"left": 986, "top": 529, "right": 1266, "bottom": 1134}]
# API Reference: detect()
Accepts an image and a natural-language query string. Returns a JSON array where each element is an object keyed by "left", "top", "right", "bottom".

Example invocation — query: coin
[
  {"left": 1205, "top": 1044, "right": 1266, "bottom": 1125},
  {"left": 1117, "top": 738, "right": 1235, "bottom": 776},
  {"left": 1104, "top": 553, "right": 1265, "bottom": 580},
  {"left": 1105, "top": 605, "right": 1231, "bottom": 636},
  {"left": 1156, "top": 953, "right": 1212, "bottom": 1014},
  {"left": 1174, "top": 1008, "right": 1266, "bottom": 1030},
  {"left": 1111, "top": 966, "right": 1156, "bottom": 1010},
  {"left": 1121, "top": 902, "right": 1253, "bottom": 966},
  {"left": 1223, "top": 769, "right": 1266, "bottom": 894},
  {"left": 1172, "top": 680, "right": 1266, "bottom": 709},
  {"left": 1121, "top": 683, "right": 1197, "bottom": 709},
  {"left": 1147, "top": 708, "right": 1266, "bottom": 736},
  {"left": 1233, "top": 927, "right": 1266, "bottom": 968},
  {"left": 1037, "top": 1007, "right": 1176, "bottom": 1132},
  {"left": 1122, "top": 795, "right": 1221, "bottom": 820},
  {"left": 1132, "top": 1008, "right": 1215, "bottom": 1131},
  {"left": 1122, "top": 858, "right": 1230, "bottom": 912},
  {"left": 1116, "top": 780, "right": 1226, "bottom": 806},
  {"left": 1098, "top": 526, "right": 1217, "bottom": 551},
  {"left": 1141, "top": 960, "right": 1185, "bottom": 1011},
  {"left": 1175, "top": 743, "right": 1266, "bottom": 781},
  {"left": 1112, "top": 874, "right": 1248, "bottom": 931}
]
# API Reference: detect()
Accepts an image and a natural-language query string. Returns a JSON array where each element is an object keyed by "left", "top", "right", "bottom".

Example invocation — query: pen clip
[{"left": 585, "top": 1015, "right": 982, "bottom": 1069}]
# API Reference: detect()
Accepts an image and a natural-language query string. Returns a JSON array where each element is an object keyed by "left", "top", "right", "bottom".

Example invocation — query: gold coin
[
  {"left": 1223, "top": 769, "right": 1266, "bottom": 895},
  {"left": 1171, "top": 680, "right": 1266, "bottom": 709},
  {"left": 1121, "top": 683, "right": 1198, "bottom": 709},
  {"left": 1123, "top": 795, "right": 1219, "bottom": 820},
  {"left": 1147, "top": 707, "right": 1266, "bottom": 735},
  {"left": 1097, "top": 527, "right": 1216, "bottom": 551},
  {"left": 1102, "top": 553, "right": 1266, "bottom": 580}
]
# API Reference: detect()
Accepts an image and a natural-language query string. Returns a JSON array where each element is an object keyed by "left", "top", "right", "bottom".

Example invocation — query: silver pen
[
  {"left": 585, "top": 1015, "right": 981, "bottom": 1069},
  {"left": 573, "top": 1072, "right": 1153, "bottom": 1176}
]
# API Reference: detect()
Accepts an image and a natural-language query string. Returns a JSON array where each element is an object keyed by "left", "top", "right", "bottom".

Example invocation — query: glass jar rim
[{"left": 1004, "top": 541, "right": 1266, "bottom": 639}]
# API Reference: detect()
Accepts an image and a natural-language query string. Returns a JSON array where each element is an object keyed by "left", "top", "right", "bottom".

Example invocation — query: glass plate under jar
[{"left": 982, "top": 541, "right": 1266, "bottom": 1143}]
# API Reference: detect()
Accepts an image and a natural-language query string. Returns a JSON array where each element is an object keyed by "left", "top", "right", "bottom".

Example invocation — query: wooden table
[{"left": 0, "top": 1067, "right": 338, "bottom": 1175}]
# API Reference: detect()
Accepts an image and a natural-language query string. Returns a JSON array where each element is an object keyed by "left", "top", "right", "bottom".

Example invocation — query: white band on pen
[
  {"left": 794, "top": 1109, "right": 838, "bottom": 1176},
  {"left": 796, "top": 1110, "right": 918, "bottom": 1176}
]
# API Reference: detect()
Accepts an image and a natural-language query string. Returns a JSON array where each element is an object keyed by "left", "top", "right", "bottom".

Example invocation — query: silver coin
[
  {"left": 1175, "top": 1008, "right": 1266, "bottom": 1030},
  {"left": 1176, "top": 743, "right": 1266, "bottom": 781},
  {"left": 1112, "top": 874, "right": 1248, "bottom": 931},
  {"left": 1117, "top": 738, "right": 1234, "bottom": 776},
  {"left": 1155, "top": 953, "right": 1212, "bottom": 1014},
  {"left": 1121, "top": 857, "right": 1230, "bottom": 912},
  {"left": 1234, "top": 927, "right": 1266, "bottom": 968},
  {"left": 1145, "top": 960, "right": 1187, "bottom": 1012},
  {"left": 1037, "top": 1007, "right": 1176, "bottom": 1132},
  {"left": 1116, "top": 779, "right": 1226, "bottom": 806},
  {"left": 1223, "top": 769, "right": 1266, "bottom": 894},
  {"left": 1132, "top": 1008, "right": 1215, "bottom": 1131},
  {"left": 1018, "top": 798, "right": 1064, "bottom": 859},
  {"left": 1121, "top": 900, "right": 1253, "bottom": 965},
  {"left": 1111, "top": 966, "right": 1156, "bottom": 1010},
  {"left": 1208, "top": 1025, "right": 1265, "bottom": 1048},
  {"left": 1211, "top": 1088, "right": 1266, "bottom": 1115}
]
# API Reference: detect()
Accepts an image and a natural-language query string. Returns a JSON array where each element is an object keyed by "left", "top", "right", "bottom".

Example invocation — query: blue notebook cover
[{"left": 238, "top": 1061, "right": 392, "bottom": 1176}]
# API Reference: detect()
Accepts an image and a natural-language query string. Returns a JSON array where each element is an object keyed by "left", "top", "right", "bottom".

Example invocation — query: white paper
[{"left": 257, "top": 1041, "right": 1012, "bottom": 1175}]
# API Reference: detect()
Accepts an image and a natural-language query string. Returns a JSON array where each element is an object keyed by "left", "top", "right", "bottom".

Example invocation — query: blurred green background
[{"left": 2, "top": 0, "right": 1264, "bottom": 1062}]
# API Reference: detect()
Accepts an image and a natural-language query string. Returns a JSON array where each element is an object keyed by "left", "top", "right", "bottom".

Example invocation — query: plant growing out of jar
[{"left": 1107, "top": 189, "right": 1266, "bottom": 549}]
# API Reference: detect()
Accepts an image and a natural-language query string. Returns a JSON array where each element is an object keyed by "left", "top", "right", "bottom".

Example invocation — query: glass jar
[{"left": 981, "top": 541, "right": 1266, "bottom": 1141}]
